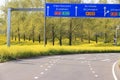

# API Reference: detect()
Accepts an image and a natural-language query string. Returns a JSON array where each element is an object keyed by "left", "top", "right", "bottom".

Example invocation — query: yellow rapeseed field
[
  {"left": 0, "top": 35, "right": 120, "bottom": 62},
  {"left": 0, "top": 44, "right": 120, "bottom": 62}
]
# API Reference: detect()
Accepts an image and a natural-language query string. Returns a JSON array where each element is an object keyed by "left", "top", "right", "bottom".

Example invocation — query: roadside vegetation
[
  {"left": 0, "top": 35, "right": 120, "bottom": 62},
  {"left": 1, "top": 0, "right": 120, "bottom": 62},
  {"left": 1, "top": 44, "right": 120, "bottom": 62}
]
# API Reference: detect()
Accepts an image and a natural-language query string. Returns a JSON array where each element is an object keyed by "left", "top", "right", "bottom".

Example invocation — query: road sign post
[
  {"left": 7, "top": 8, "right": 44, "bottom": 47},
  {"left": 7, "top": 8, "right": 12, "bottom": 47},
  {"left": 7, "top": 3, "right": 120, "bottom": 47}
]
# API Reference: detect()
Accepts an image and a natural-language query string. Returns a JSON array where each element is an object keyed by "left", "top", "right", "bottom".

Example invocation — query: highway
[{"left": 0, "top": 53, "right": 120, "bottom": 80}]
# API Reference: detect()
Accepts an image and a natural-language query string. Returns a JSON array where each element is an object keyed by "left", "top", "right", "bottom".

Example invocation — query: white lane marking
[
  {"left": 51, "top": 64, "right": 53, "bottom": 66},
  {"left": 81, "top": 61, "right": 84, "bottom": 63},
  {"left": 40, "top": 72, "right": 44, "bottom": 75},
  {"left": 56, "top": 56, "right": 61, "bottom": 58},
  {"left": 48, "top": 66, "right": 51, "bottom": 68},
  {"left": 45, "top": 69, "right": 48, "bottom": 71},
  {"left": 34, "top": 77, "right": 39, "bottom": 79},
  {"left": 76, "top": 57, "right": 85, "bottom": 60},
  {"left": 57, "top": 59, "right": 60, "bottom": 61},
  {"left": 95, "top": 75, "right": 98, "bottom": 78},
  {"left": 88, "top": 65, "right": 91, "bottom": 68},
  {"left": 101, "top": 59, "right": 110, "bottom": 62},
  {"left": 45, "top": 63, "right": 48, "bottom": 65},
  {"left": 93, "top": 58, "right": 97, "bottom": 60},
  {"left": 40, "top": 65, "right": 43, "bottom": 67},
  {"left": 112, "top": 61, "right": 118, "bottom": 80},
  {"left": 53, "top": 61, "right": 56, "bottom": 63},
  {"left": 49, "top": 61, "right": 52, "bottom": 63},
  {"left": 88, "top": 64, "right": 91, "bottom": 66},
  {"left": 90, "top": 68, "right": 93, "bottom": 71},
  {"left": 92, "top": 71, "right": 95, "bottom": 74}
]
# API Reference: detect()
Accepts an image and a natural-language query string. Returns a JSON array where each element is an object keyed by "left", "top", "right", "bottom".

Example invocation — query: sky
[
  {"left": 0, "top": 0, "right": 118, "bottom": 7},
  {"left": 0, "top": 0, "right": 5, "bottom": 6},
  {"left": 0, "top": 0, "right": 118, "bottom": 12},
  {"left": 0, "top": 0, "right": 5, "bottom": 15}
]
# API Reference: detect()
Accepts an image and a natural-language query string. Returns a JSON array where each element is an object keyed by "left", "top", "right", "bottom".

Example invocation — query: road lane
[{"left": 0, "top": 53, "right": 120, "bottom": 80}]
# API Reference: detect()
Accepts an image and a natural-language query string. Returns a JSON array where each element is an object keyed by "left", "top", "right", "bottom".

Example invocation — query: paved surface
[{"left": 0, "top": 53, "right": 120, "bottom": 80}]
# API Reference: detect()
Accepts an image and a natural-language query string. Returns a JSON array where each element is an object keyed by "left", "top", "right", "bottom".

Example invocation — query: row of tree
[{"left": 0, "top": 0, "right": 120, "bottom": 45}]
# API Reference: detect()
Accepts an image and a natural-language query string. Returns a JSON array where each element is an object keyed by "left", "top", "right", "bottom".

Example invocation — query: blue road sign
[{"left": 45, "top": 3, "right": 120, "bottom": 18}]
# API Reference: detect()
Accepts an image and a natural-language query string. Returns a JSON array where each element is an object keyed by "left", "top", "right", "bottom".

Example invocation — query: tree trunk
[
  {"left": 69, "top": 19, "right": 72, "bottom": 46},
  {"left": 29, "top": 35, "right": 31, "bottom": 41},
  {"left": 81, "top": 34, "right": 84, "bottom": 42},
  {"left": 32, "top": 27, "right": 35, "bottom": 43},
  {"left": 104, "top": 33, "right": 107, "bottom": 43},
  {"left": 95, "top": 35, "right": 98, "bottom": 43},
  {"left": 75, "top": 35, "right": 77, "bottom": 41},
  {"left": 45, "top": 38, "right": 47, "bottom": 45},
  {"left": 59, "top": 18, "right": 62, "bottom": 46},
  {"left": 18, "top": 27, "right": 20, "bottom": 42},
  {"left": 12, "top": 31, "right": 13, "bottom": 40},
  {"left": 59, "top": 31, "right": 62, "bottom": 46},
  {"left": 52, "top": 26, "right": 55, "bottom": 46},
  {"left": 15, "top": 35, "right": 16, "bottom": 41},
  {"left": 38, "top": 34, "right": 41, "bottom": 43},
  {"left": 24, "top": 33, "right": 25, "bottom": 41},
  {"left": 88, "top": 30, "right": 91, "bottom": 44}
]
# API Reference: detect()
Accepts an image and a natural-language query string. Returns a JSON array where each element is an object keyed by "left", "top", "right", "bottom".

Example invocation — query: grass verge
[{"left": 0, "top": 45, "right": 120, "bottom": 62}]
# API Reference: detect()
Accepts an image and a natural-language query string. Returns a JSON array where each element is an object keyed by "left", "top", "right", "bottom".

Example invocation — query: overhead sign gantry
[{"left": 7, "top": 3, "right": 120, "bottom": 47}]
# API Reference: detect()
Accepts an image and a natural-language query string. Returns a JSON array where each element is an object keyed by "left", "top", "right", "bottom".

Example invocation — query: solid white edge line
[{"left": 112, "top": 61, "right": 118, "bottom": 80}]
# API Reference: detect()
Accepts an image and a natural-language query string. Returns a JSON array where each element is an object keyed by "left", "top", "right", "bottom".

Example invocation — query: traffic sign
[{"left": 45, "top": 3, "right": 120, "bottom": 18}]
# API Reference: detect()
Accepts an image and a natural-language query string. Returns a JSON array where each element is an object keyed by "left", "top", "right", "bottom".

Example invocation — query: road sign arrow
[
  {"left": 75, "top": 6, "right": 78, "bottom": 16},
  {"left": 47, "top": 6, "right": 49, "bottom": 16},
  {"left": 104, "top": 7, "right": 109, "bottom": 17}
]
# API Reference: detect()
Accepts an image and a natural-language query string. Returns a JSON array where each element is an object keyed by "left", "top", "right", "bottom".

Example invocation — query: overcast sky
[
  {"left": 0, "top": 0, "right": 118, "bottom": 7},
  {"left": 0, "top": 0, "right": 5, "bottom": 6}
]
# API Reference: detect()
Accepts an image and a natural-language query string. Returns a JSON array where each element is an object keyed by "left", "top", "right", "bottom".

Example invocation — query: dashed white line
[
  {"left": 51, "top": 64, "right": 54, "bottom": 66},
  {"left": 90, "top": 68, "right": 93, "bottom": 71},
  {"left": 95, "top": 74, "right": 98, "bottom": 78},
  {"left": 34, "top": 77, "right": 39, "bottom": 79},
  {"left": 101, "top": 59, "right": 110, "bottom": 62},
  {"left": 48, "top": 66, "right": 51, "bottom": 68},
  {"left": 40, "top": 65, "right": 43, "bottom": 67},
  {"left": 49, "top": 61, "right": 52, "bottom": 63},
  {"left": 45, "top": 63, "right": 48, "bottom": 65},
  {"left": 81, "top": 61, "right": 84, "bottom": 63},
  {"left": 45, "top": 69, "right": 48, "bottom": 71},
  {"left": 92, "top": 71, "right": 95, "bottom": 74},
  {"left": 88, "top": 65, "right": 91, "bottom": 68},
  {"left": 76, "top": 57, "right": 85, "bottom": 60},
  {"left": 40, "top": 72, "right": 44, "bottom": 75},
  {"left": 53, "top": 62, "right": 56, "bottom": 63}
]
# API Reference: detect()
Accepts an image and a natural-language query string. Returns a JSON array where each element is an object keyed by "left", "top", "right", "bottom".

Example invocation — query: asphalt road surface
[{"left": 0, "top": 53, "right": 120, "bottom": 80}]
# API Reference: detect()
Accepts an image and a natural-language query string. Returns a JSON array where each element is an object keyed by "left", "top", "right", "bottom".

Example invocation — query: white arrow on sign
[
  {"left": 47, "top": 6, "right": 49, "bottom": 16},
  {"left": 104, "top": 7, "right": 109, "bottom": 17},
  {"left": 75, "top": 6, "right": 78, "bottom": 16}
]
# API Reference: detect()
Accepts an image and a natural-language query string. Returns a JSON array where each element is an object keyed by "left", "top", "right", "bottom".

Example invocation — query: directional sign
[{"left": 45, "top": 3, "right": 120, "bottom": 18}]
